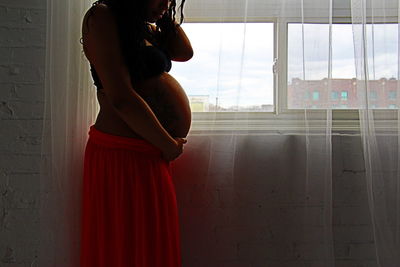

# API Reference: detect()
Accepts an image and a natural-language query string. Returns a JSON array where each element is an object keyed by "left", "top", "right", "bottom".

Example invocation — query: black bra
[{"left": 90, "top": 44, "right": 172, "bottom": 90}]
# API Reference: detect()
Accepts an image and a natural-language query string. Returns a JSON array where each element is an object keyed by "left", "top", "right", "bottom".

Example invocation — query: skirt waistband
[{"left": 88, "top": 125, "right": 162, "bottom": 156}]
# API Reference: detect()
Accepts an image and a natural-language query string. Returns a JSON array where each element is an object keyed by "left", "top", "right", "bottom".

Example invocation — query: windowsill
[{"left": 188, "top": 109, "right": 398, "bottom": 135}]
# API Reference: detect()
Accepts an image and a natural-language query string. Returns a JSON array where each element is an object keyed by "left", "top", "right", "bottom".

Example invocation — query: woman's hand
[
  {"left": 162, "top": 137, "right": 187, "bottom": 161},
  {"left": 156, "top": 13, "right": 176, "bottom": 34},
  {"left": 155, "top": 14, "right": 193, "bottom": 62}
]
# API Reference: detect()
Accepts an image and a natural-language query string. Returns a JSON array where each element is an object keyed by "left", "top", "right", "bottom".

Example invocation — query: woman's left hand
[{"left": 155, "top": 14, "right": 193, "bottom": 62}]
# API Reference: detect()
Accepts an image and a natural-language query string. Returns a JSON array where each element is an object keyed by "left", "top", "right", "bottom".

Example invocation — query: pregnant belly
[{"left": 134, "top": 73, "right": 192, "bottom": 138}]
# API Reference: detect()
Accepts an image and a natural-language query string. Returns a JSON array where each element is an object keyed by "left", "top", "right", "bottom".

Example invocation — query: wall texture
[
  {"left": 173, "top": 135, "right": 375, "bottom": 267},
  {"left": 0, "top": 0, "right": 46, "bottom": 266},
  {"left": 0, "top": 1, "right": 377, "bottom": 267}
]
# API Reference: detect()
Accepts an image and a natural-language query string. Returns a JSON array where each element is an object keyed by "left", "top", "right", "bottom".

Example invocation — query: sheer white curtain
[
  {"left": 39, "top": 0, "right": 400, "bottom": 266},
  {"left": 351, "top": 0, "right": 400, "bottom": 266},
  {"left": 39, "top": 0, "right": 98, "bottom": 266},
  {"left": 172, "top": 0, "right": 399, "bottom": 266},
  {"left": 175, "top": 0, "right": 335, "bottom": 265}
]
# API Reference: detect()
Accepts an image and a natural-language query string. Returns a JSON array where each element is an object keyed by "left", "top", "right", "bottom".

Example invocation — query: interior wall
[
  {"left": 0, "top": 0, "right": 46, "bottom": 266},
  {"left": 172, "top": 134, "right": 375, "bottom": 267}
]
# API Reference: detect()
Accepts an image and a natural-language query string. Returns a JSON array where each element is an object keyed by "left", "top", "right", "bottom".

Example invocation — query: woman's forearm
[
  {"left": 110, "top": 89, "right": 177, "bottom": 152},
  {"left": 160, "top": 20, "right": 193, "bottom": 61}
]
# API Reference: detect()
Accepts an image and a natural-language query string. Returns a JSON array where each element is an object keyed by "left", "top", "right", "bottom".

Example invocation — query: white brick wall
[
  {"left": 0, "top": 1, "right": 45, "bottom": 266},
  {"left": 173, "top": 136, "right": 378, "bottom": 267},
  {"left": 0, "top": 1, "right": 380, "bottom": 267}
]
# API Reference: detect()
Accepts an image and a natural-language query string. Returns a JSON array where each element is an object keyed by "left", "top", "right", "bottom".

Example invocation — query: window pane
[
  {"left": 389, "top": 90, "right": 397, "bottom": 99},
  {"left": 169, "top": 23, "right": 274, "bottom": 112},
  {"left": 341, "top": 91, "right": 348, "bottom": 100},
  {"left": 288, "top": 23, "right": 399, "bottom": 109},
  {"left": 370, "top": 91, "right": 378, "bottom": 100},
  {"left": 312, "top": 91, "right": 319, "bottom": 100}
]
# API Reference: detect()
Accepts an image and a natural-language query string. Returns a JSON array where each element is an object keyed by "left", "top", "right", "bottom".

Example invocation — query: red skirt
[{"left": 80, "top": 125, "right": 182, "bottom": 267}]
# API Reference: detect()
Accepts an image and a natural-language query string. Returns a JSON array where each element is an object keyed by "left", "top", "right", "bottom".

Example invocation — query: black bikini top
[{"left": 90, "top": 44, "right": 172, "bottom": 90}]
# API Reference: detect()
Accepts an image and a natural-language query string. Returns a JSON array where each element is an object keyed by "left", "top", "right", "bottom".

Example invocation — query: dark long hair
[{"left": 86, "top": 0, "right": 186, "bottom": 78}]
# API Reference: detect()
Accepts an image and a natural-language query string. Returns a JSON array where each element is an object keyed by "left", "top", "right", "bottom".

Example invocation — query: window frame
[{"left": 181, "top": 17, "right": 399, "bottom": 134}]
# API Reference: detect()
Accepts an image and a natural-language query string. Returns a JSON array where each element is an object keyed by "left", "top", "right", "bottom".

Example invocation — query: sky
[{"left": 169, "top": 23, "right": 398, "bottom": 108}]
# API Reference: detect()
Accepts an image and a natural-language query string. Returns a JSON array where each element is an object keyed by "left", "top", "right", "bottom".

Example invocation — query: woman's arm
[
  {"left": 155, "top": 15, "right": 193, "bottom": 62},
  {"left": 82, "top": 4, "right": 185, "bottom": 160}
]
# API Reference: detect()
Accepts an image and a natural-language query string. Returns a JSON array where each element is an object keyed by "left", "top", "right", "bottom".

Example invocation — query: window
[
  {"left": 341, "top": 91, "right": 348, "bottom": 101},
  {"left": 170, "top": 23, "right": 274, "bottom": 112},
  {"left": 389, "top": 90, "right": 397, "bottom": 100},
  {"left": 173, "top": 22, "right": 398, "bottom": 113},
  {"left": 287, "top": 23, "right": 398, "bottom": 110},
  {"left": 312, "top": 91, "right": 320, "bottom": 101},
  {"left": 154, "top": 20, "right": 398, "bottom": 131},
  {"left": 370, "top": 91, "right": 378, "bottom": 100},
  {"left": 389, "top": 104, "right": 397, "bottom": 109}
]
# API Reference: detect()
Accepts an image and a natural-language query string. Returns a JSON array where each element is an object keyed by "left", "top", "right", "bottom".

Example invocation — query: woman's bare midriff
[
  {"left": 93, "top": 91, "right": 143, "bottom": 139},
  {"left": 94, "top": 72, "right": 192, "bottom": 139}
]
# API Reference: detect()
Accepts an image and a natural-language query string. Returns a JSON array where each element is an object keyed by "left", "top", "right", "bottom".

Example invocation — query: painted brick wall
[
  {"left": 0, "top": 0, "right": 46, "bottom": 266},
  {"left": 0, "top": 1, "right": 379, "bottom": 267},
  {"left": 173, "top": 135, "right": 377, "bottom": 267}
]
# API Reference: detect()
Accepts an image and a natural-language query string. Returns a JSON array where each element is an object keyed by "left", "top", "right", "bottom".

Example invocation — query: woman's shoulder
[
  {"left": 81, "top": 1, "right": 120, "bottom": 59},
  {"left": 83, "top": 2, "right": 115, "bottom": 30}
]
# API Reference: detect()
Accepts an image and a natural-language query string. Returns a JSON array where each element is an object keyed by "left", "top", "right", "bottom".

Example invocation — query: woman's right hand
[{"left": 162, "top": 137, "right": 187, "bottom": 162}]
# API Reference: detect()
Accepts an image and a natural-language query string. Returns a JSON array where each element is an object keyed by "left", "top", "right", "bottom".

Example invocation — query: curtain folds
[
  {"left": 352, "top": 0, "right": 400, "bottom": 265},
  {"left": 40, "top": 0, "right": 400, "bottom": 266},
  {"left": 40, "top": 0, "right": 98, "bottom": 266}
]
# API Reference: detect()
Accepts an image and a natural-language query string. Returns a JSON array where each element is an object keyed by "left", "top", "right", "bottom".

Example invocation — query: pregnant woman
[{"left": 79, "top": 0, "right": 192, "bottom": 266}]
